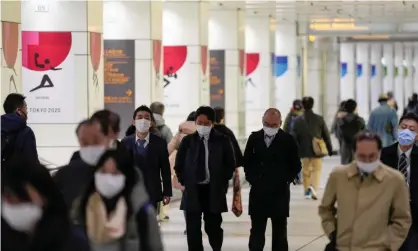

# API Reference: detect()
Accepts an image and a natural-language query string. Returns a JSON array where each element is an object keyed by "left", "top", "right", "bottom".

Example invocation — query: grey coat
[{"left": 73, "top": 170, "right": 164, "bottom": 251}]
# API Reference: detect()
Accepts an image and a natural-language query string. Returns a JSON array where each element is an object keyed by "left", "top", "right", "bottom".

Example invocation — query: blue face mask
[{"left": 398, "top": 129, "right": 417, "bottom": 146}]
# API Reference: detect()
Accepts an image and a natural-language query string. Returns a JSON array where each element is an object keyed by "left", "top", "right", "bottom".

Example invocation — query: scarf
[{"left": 86, "top": 192, "right": 127, "bottom": 244}]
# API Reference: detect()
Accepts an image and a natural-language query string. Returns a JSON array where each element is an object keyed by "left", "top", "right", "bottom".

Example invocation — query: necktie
[
  {"left": 136, "top": 139, "right": 147, "bottom": 155},
  {"left": 196, "top": 137, "right": 206, "bottom": 182},
  {"left": 398, "top": 153, "right": 408, "bottom": 183}
]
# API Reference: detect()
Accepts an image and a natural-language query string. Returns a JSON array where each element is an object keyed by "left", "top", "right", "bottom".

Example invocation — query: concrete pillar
[
  {"left": 274, "top": 22, "right": 298, "bottom": 116},
  {"left": 414, "top": 44, "right": 418, "bottom": 93},
  {"left": 245, "top": 15, "right": 273, "bottom": 136},
  {"left": 21, "top": 1, "right": 103, "bottom": 164},
  {"left": 163, "top": 1, "right": 209, "bottom": 130},
  {"left": 404, "top": 44, "right": 414, "bottom": 100},
  {"left": 356, "top": 43, "right": 371, "bottom": 119},
  {"left": 383, "top": 44, "right": 394, "bottom": 93},
  {"left": 340, "top": 43, "right": 356, "bottom": 100},
  {"left": 325, "top": 44, "right": 340, "bottom": 127},
  {"left": 394, "top": 43, "right": 405, "bottom": 114},
  {"left": 306, "top": 41, "right": 322, "bottom": 114},
  {"left": 104, "top": 1, "right": 163, "bottom": 107},
  {"left": 370, "top": 44, "right": 383, "bottom": 109},
  {"left": 0, "top": 1, "right": 21, "bottom": 103},
  {"left": 209, "top": 9, "right": 245, "bottom": 139}
]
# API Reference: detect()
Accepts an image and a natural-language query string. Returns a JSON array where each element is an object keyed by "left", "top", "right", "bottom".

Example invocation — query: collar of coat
[{"left": 345, "top": 161, "right": 387, "bottom": 182}]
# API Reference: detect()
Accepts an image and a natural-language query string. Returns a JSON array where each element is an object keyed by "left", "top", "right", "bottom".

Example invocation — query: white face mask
[
  {"left": 95, "top": 172, "right": 126, "bottom": 198},
  {"left": 196, "top": 125, "right": 212, "bottom": 137},
  {"left": 2, "top": 201, "right": 42, "bottom": 232},
  {"left": 79, "top": 145, "right": 106, "bottom": 166},
  {"left": 263, "top": 126, "right": 279, "bottom": 136},
  {"left": 135, "top": 119, "right": 151, "bottom": 133},
  {"left": 357, "top": 160, "right": 380, "bottom": 174}
]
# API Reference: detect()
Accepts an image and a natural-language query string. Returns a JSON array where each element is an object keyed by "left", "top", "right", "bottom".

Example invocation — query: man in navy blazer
[
  {"left": 381, "top": 113, "right": 418, "bottom": 251},
  {"left": 121, "top": 105, "right": 172, "bottom": 210}
]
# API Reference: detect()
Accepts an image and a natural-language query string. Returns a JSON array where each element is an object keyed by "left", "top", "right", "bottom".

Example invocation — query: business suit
[
  {"left": 122, "top": 133, "right": 172, "bottom": 208},
  {"left": 381, "top": 143, "right": 418, "bottom": 251},
  {"left": 243, "top": 129, "right": 302, "bottom": 251},
  {"left": 175, "top": 129, "right": 235, "bottom": 251}
]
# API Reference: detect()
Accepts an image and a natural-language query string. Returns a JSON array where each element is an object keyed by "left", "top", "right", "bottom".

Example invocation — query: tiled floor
[{"left": 160, "top": 156, "right": 341, "bottom": 251}]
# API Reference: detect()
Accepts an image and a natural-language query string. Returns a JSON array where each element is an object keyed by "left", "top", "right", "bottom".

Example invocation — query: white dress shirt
[
  {"left": 264, "top": 133, "right": 276, "bottom": 147},
  {"left": 136, "top": 133, "right": 150, "bottom": 148}
]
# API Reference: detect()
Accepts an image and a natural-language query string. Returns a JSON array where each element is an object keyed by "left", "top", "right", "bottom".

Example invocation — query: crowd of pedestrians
[{"left": 1, "top": 91, "right": 417, "bottom": 251}]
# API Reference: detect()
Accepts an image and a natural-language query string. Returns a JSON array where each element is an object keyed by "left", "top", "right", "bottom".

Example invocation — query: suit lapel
[
  {"left": 410, "top": 145, "right": 418, "bottom": 184},
  {"left": 387, "top": 143, "right": 400, "bottom": 170},
  {"left": 253, "top": 130, "right": 267, "bottom": 150}
]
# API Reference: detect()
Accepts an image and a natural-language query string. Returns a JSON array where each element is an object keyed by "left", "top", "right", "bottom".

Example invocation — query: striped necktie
[{"left": 398, "top": 153, "right": 408, "bottom": 183}]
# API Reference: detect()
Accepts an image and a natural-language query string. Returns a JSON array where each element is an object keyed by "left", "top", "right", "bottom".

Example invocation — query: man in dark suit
[
  {"left": 174, "top": 106, "right": 236, "bottom": 251},
  {"left": 121, "top": 105, "right": 172, "bottom": 210},
  {"left": 244, "top": 108, "right": 302, "bottom": 251},
  {"left": 54, "top": 119, "right": 109, "bottom": 208},
  {"left": 381, "top": 112, "right": 418, "bottom": 251}
]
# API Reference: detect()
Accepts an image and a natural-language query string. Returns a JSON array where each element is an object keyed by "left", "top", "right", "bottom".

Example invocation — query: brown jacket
[{"left": 319, "top": 162, "right": 411, "bottom": 251}]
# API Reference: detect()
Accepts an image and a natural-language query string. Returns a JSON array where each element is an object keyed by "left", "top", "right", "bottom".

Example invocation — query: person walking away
[
  {"left": 403, "top": 93, "right": 418, "bottom": 116},
  {"left": 1, "top": 93, "right": 38, "bottom": 164},
  {"left": 244, "top": 108, "right": 301, "bottom": 251},
  {"left": 150, "top": 101, "right": 173, "bottom": 143},
  {"left": 167, "top": 111, "right": 196, "bottom": 234},
  {"left": 330, "top": 100, "right": 347, "bottom": 154},
  {"left": 174, "top": 106, "right": 236, "bottom": 251},
  {"left": 367, "top": 93, "right": 398, "bottom": 147},
  {"left": 73, "top": 150, "right": 163, "bottom": 251},
  {"left": 335, "top": 99, "right": 366, "bottom": 164},
  {"left": 388, "top": 91, "right": 399, "bottom": 112},
  {"left": 213, "top": 107, "right": 244, "bottom": 168},
  {"left": 283, "top": 99, "right": 303, "bottom": 134},
  {"left": 121, "top": 105, "right": 172, "bottom": 211},
  {"left": 319, "top": 131, "right": 411, "bottom": 251},
  {"left": 381, "top": 113, "right": 418, "bottom": 251},
  {"left": 2, "top": 159, "right": 89, "bottom": 251},
  {"left": 54, "top": 119, "right": 110, "bottom": 208},
  {"left": 292, "top": 96, "right": 333, "bottom": 200}
]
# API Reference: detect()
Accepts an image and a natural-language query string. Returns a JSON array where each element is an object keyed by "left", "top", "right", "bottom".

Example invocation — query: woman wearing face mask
[
  {"left": 73, "top": 150, "right": 163, "bottom": 251},
  {"left": 2, "top": 160, "right": 89, "bottom": 251}
]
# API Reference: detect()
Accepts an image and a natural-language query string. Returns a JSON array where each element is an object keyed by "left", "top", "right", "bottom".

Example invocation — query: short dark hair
[
  {"left": 412, "top": 93, "right": 418, "bottom": 102},
  {"left": 186, "top": 111, "right": 196, "bottom": 121},
  {"left": 91, "top": 109, "right": 121, "bottom": 135},
  {"left": 75, "top": 119, "right": 95, "bottom": 136},
  {"left": 150, "top": 102, "right": 165, "bottom": 115},
  {"left": 344, "top": 99, "right": 357, "bottom": 113},
  {"left": 353, "top": 130, "right": 382, "bottom": 151},
  {"left": 195, "top": 106, "right": 216, "bottom": 122},
  {"left": 3, "top": 93, "right": 26, "bottom": 114},
  {"left": 293, "top": 99, "right": 303, "bottom": 110},
  {"left": 302, "top": 96, "right": 314, "bottom": 111},
  {"left": 213, "top": 107, "right": 224, "bottom": 123},
  {"left": 133, "top": 105, "right": 153, "bottom": 119},
  {"left": 399, "top": 113, "right": 418, "bottom": 125}
]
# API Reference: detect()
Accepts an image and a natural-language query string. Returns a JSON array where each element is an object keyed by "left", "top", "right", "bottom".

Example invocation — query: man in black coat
[
  {"left": 121, "top": 105, "right": 172, "bottom": 210},
  {"left": 381, "top": 112, "right": 418, "bottom": 251},
  {"left": 244, "top": 108, "right": 302, "bottom": 251},
  {"left": 54, "top": 119, "right": 109, "bottom": 208},
  {"left": 175, "top": 106, "right": 235, "bottom": 251}
]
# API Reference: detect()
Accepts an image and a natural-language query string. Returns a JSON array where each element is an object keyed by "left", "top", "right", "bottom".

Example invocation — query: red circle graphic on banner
[
  {"left": 90, "top": 32, "right": 102, "bottom": 72},
  {"left": 163, "top": 46, "right": 187, "bottom": 75},
  {"left": 22, "top": 31, "right": 72, "bottom": 72},
  {"left": 2, "top": 22, "right": 19, "bottom": 69},
  {"left": 246, "top": 53, "right": 260, "bottom": 76}
]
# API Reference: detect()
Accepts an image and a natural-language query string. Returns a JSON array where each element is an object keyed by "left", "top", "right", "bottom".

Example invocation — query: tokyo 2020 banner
[{"left": 22, "top": 31, "right": 75, "bottom": 124}]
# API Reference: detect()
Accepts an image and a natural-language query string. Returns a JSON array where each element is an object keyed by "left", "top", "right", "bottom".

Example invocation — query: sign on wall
[
  {"left": 209, "top": 50, "right": 225, "bottom": 108},
  {"left": 22, "top": 31, "right": 75, "bottom": 123},
  {"left": 104, "top": 40, "right": 135, "bottom": 134}
]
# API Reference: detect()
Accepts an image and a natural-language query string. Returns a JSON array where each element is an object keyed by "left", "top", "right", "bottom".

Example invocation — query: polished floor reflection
[{"left": 160, "top": 157, "right": 340, "bottom": 251}]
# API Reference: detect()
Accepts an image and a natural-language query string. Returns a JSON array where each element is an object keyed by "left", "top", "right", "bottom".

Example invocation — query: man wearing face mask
[
  {"left": 381, "top": 113, "right": 418, "bottom": 251},
  {"left": 54, "top": 119, "right": 109, "bottom": 208},
  {"left": 121, "top": 105, "right": 172, "bottom": 210},
  {"left": 174, "top": 106, "right": 235, "bottom": 251},
  {"left": 319, "top": 131, "right": 411, "bottom": 251},
  {"left": 243, "top": 108, "right": 301, "bottom": 251},
  {"left": 1, "top": 93, "right": 38, "bottom": 164}
]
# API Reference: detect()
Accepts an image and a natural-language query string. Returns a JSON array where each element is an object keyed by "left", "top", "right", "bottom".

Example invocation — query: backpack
[
  {"left": 339, "top": 117, "right": 361, "bottom": 144},
  {"left": 1, "top": 130, "right": 22, "bottom": 163}
]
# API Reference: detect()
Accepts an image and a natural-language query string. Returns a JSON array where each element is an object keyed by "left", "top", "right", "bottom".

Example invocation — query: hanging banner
[
  {"left": 104, "top": 40, "right": 135, "bottom": 134},
  {"left": 274, "top": 56, "right": 288, "bottom": 77},
  {"left": 340, "top": 62, "right": 347, "bottom": 78},
  {"left": 209, "top": 50, "right": 225, "bottom": 108},
  {"left": 356, "top": 64, "right": 363, "bottom": 77},
  {"left": 371, "top": 64, "right": 376, "bottom": 78},
  {"left": 394, "top": 66, "right": 399, "bottom": 77},
  {"left": 22, "top": 31, "right": 75, "bottom": 123},
  {"left": 245, "top": 53, "right": 260, "bottom": 106}
]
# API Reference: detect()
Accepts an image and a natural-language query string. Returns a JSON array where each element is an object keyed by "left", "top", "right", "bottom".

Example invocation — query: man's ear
[{"left": 132, "top": 120, "right": 135, "bottom": 126}]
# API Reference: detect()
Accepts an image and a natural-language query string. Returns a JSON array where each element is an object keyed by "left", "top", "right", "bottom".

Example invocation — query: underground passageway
[{"left": 160, "top": 157, "right": 340, "bottom": 251}]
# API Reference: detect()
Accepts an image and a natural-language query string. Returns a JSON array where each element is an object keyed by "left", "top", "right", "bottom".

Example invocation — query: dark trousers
[
  {"left": 400, "top": 227, "right": 418, "bottom": 251},
  {"left": 249, "top": 214, "right": 288, "bottom": 251},
  {"left": 185, "top": 185, "right": 223, "bottom": 251}
]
